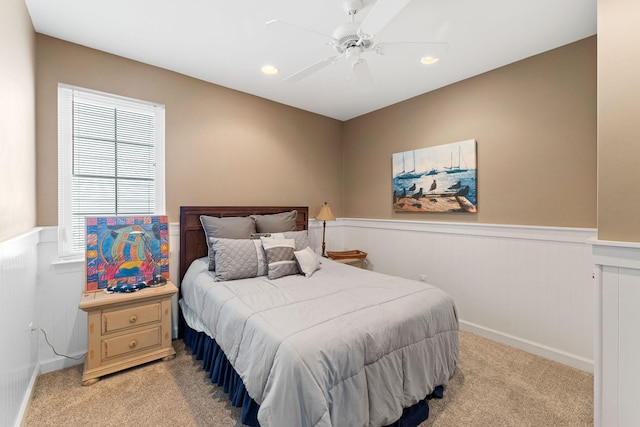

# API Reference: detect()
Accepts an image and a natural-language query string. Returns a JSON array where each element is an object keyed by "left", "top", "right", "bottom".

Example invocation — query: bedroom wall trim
[
  {"left": 459, "top": 320, "right": 594, "bottom": 372},
  {"left": 341, "top": 217, "right": 594, "bottom": 243},
  {"left": 591, "top": 239, "right": 640, "bottom": 427},
  {"left": 30, "top": 220, "right": 594, "bottom": 381},
  {"left": 0, "top": 228, "right": 40, "bottom": 427},
  {"left": 336, "top": 218, "right": 596, "bottom": 373}
]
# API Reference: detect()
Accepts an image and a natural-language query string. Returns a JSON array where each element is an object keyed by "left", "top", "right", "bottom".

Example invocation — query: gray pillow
[
  {"left": 261, "top": 237, "right": 298, "bottom": 280},
  {"left": 251, "top": 210, "right": 297, "bottom": 233},
  {"left": 249, "top": 232, "right": 272, "bottom": 239},
  {"left": 210, "top": 238, "right": 267, "bottom": 281},
  {"left": 200, "top": 215, "right": 257, "bottom": 271},
  {"left": 282, "top": 230, "right": 310, "bottom": 251},
  {"left": 256, "top": 230, "right": 309, "bottom": 251}
]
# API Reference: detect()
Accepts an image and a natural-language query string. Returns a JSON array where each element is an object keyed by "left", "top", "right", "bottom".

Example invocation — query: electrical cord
[{"left": 38, "top": 328, "right": 86, "bottom": 360}]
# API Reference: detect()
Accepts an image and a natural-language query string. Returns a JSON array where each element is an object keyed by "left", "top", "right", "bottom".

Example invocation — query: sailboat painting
[{"left": 392, "top": 139, "right": 477, "bottom": 213}]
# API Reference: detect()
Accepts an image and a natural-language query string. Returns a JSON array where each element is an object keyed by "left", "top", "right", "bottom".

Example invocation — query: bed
[{"left": 178, "top": 206, "right": 459, "bottom": 427}]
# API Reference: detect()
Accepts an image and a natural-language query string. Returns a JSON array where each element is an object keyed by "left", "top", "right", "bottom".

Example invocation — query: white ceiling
[{"left": 25, "top": 0, "right": 597, "bottom": 121}]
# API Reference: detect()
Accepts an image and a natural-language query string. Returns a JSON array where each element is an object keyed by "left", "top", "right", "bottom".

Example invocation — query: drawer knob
[
  {"left": 129, "top": 340, "right": 137, "bottom": 349},
  {"left": 129, "top": 315, "right": 137, "bottom": 324}
]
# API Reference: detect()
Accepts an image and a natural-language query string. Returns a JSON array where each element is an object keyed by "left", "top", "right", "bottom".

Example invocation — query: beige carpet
[{"left": 22, "top": 331, "right": 593, "bottom": 426}]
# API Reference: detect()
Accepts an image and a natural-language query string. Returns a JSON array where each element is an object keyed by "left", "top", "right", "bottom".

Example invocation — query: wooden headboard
[{"left": 179, "top": 206, "right": 309, "bottom": 282}]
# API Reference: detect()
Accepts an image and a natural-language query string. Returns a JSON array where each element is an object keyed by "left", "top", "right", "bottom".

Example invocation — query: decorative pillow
[
  {"left": 250, "top": 232, "right": 272, "bottom": 239},
  {"left": 282, "top": 230, "right": 310, "bottom": 251},
  {"left": 251, "top": 210, "right": 297, "bottom": 233},
  {"left": 261, "top": 237, "right": 298, "bottom": 280},
  {"left": 263, "top": 230, "right": 310, "bottom": 251},
  {"left": 200, "top": 215, "right": 257, "bottom": 271},
  {"left": 210, "top": 238, "right": 267, "bottom": 281},
  {"left": 294, "top": 246, "right": 321, "bottom": 278}
]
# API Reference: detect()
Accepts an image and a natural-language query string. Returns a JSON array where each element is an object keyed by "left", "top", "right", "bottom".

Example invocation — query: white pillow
[{"left": 294, "top": 246, "right": 321, "bottom": 278}]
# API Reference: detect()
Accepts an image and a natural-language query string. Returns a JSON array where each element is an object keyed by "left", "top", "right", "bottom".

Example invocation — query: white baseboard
[
  {"left": 38, "top": 352, "right": 85, "bottom": 375},
  {"left": 460, "top": 320, "right": 594, "bottom": 373},
  {"left": 341, "top": 218, "right": 595, "bottom": 373}
]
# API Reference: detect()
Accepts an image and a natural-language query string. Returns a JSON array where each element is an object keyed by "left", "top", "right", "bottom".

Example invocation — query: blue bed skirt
[{"left": 183, "top": 325, "right": 443, "bottom": 427}]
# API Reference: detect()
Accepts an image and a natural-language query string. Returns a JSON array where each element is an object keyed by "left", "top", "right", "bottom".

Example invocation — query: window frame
[{"left": 57, "top": 84, "right": 166, "bottom": 259}]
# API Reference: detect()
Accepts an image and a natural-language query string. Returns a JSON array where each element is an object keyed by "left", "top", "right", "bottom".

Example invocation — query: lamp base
[{"left": 321, "top": 221, "right": 328, "bottom": 257}]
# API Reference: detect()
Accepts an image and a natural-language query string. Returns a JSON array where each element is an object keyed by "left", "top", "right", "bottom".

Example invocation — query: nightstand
[
  {"left": 327, "top": 250, "right": 368, "bottom": 269},
  {"left": 78, "top": 282, "right": 178, "bottom": 386}
]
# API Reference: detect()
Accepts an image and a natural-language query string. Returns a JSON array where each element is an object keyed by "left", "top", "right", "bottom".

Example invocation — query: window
[{"left": 58, "top": 84, "right": 165, "bottom": 258}]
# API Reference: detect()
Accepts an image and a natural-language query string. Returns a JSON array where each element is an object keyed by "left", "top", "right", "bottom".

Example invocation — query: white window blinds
[{"left": 58, "top": 84, "right": 165, "bottom": 258}]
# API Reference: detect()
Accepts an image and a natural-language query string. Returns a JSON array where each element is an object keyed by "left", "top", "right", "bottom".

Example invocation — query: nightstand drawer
[
  {"left": 102, "top": 327, "right": 162, "bottom": 361},
  {"left": 102, "top": 302, "right": 161, "bottom": 334}
]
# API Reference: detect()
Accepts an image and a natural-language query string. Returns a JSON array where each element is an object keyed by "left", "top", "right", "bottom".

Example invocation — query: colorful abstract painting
[
  {"left": 393, "top": 139, "right": 478, "bottom": 213},
  {"left": 85, "top": 216, "right": 169, "bottom": 291}
]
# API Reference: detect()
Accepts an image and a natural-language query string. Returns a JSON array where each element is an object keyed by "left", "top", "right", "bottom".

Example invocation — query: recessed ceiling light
[
  {"left": 420, "top": 56, "right": 440, "bottom": 65},
  {"left": 261, "top": 65, "right": 279, "bottom": 75}
]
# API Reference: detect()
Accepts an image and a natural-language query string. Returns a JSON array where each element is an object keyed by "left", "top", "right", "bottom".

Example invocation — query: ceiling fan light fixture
[
  {"left": 420, "top": 56, "right": 440, "bottom": 65},
  {"left": 345, "top": 46, "right": 362, "bottom": 67},
  {"left": 261, "top": 64, "right": 279, "bottom": 75},
  {"left": 266, "top": 0, "right": 430, "bottom": 92}
]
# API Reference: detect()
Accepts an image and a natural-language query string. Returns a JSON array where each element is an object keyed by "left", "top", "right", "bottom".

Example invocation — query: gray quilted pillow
[
  {"left": 200, "top": 215, "right": 257, "bottom": 272},
  {"left": 282, "top": 230, "right": 310, "bottom": 251},
  {"left": 210, "top": 238, "right": 267, "bottom": 281},
  {"left": 261, "top": 237, "right": 298, "bottom": 280}
]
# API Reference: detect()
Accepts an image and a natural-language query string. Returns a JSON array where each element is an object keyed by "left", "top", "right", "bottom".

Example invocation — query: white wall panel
[
  {"left": 340, "top": 219, "right": 596, "bottom": 372},
  {"left": 37, "top": 228, "right": 88, "bottom": 374},
  {"left": 618, "top": 268, "right": 640, "bottom": 426},
  {"left": 593, "top": 240, "right": 640, "bottom": 427},
  {"left": 0, "top": 230, "right": 39, "bottom": 427},
  {"left": 6, "top": 219, "right": 596, "bottom": 426},
  {"left": 32, "top": 219, "right": 596, "bottom": 380}
]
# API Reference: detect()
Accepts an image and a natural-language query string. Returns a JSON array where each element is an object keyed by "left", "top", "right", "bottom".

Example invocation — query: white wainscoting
[
  {"left": 22, "top": 220, "right": 596, "bottom": 381},
  {"left": 0, "top": 229, "right": 39, "bottom": 427},
  {"left": 4, "top": 219, "right": 597, "bottom": 425},
  {"left": 37, "top": 227, "right": 89, "bottom": 374},
  {"left": 36, "top": 223, "right": 181, "bottom": 374},
  {"left": 592, "top": 239, "right": 640, "bottom": 427},
  {"left": 331, "top": 218, "right": 596, "bottom": 373}
]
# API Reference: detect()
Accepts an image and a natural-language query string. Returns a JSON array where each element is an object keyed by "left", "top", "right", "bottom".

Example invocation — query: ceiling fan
[{"left": 265, "top": 0, "right": 447, "bottom": 93}]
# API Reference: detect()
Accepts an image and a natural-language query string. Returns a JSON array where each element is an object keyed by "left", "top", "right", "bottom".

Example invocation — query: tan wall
[
  {"left": 343, "top": 37, "right": 597, "bottom": 228},
  {"left": 597, "top": 1, "right": 640, "bottom": 242},
  {"left": 0, "top": 0, "right": 36, "bottom": 242},
  {"left": 35, "top": 35, "right": 343, "bottom": 225},
  {"left": 35, "top": 34, "right": 599, "bottom": 230}
]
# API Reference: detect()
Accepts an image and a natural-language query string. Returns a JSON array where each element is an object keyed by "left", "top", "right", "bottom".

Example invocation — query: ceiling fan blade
[
  {"left": 351, "top": 58, "right": 374, "bottom": 93},
  {"left": 358, "top": 0, "right": 412, "bottom": 39},
  {"left": 264, "top": 19, "right": 333, "bottom": 41},
  {"left": 284, "top": 56, "right": 339, "bottom": 83},
  {"left": 375, "top": 42, "right": 448, "bottom": 58}
]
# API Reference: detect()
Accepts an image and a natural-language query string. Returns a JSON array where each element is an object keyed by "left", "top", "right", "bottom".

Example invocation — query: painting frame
[
  {"left": 85, "top": 215, "right": 170, "bottom": 292},
  {"left": 392, "top": 139, "right": 477, "bottom": 213}
]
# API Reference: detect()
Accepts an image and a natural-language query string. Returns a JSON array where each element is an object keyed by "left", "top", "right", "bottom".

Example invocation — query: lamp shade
[{"left": 316, "top": 203, "right": 336, "bottom": 221}]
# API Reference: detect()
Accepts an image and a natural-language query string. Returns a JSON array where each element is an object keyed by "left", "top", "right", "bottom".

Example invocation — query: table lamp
[{"left": 316, "top": 202, "right": 336, "bottom": 257}]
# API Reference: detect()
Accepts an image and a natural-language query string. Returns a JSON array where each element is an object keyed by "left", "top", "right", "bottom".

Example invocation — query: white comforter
[{"left": 180, "top": 257, "right": 458, "bottom": 427}]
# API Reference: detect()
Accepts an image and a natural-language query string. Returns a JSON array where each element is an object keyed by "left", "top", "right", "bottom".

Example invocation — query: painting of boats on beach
[{"left": 393, "top": 139, "right": 477, "bottom": 213}]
